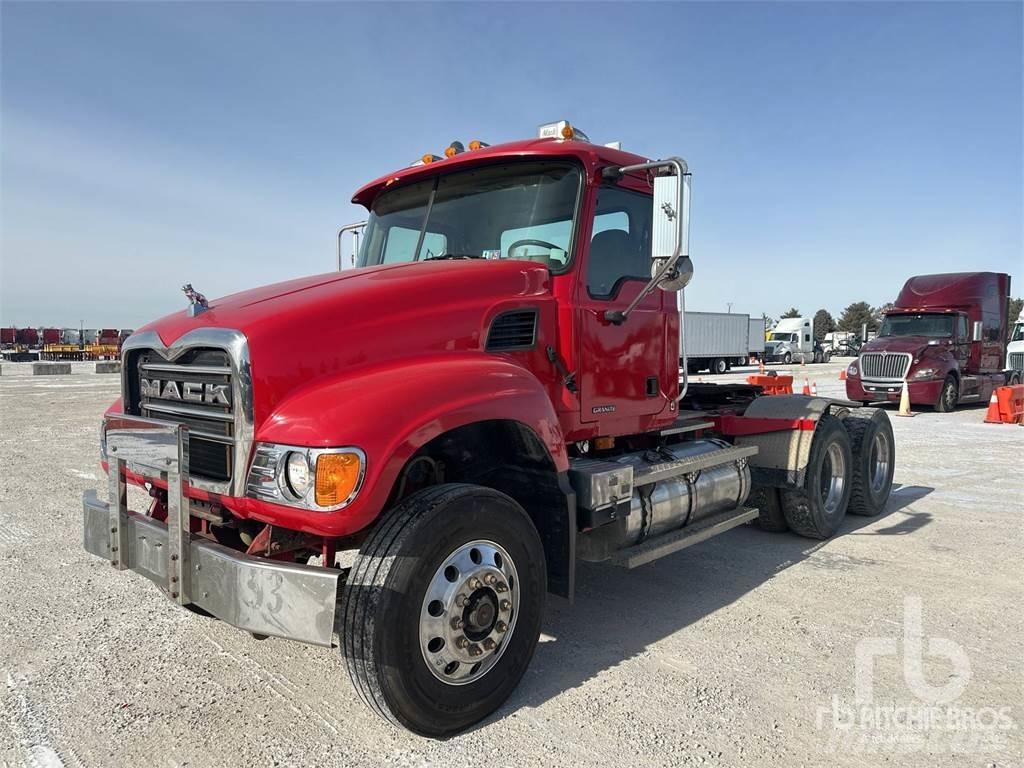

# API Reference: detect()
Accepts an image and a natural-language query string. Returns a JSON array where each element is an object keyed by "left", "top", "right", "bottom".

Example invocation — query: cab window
[
  {"left": 382, "top": 226, "right": 447, "bottom": 263},
  {"left": 586, "top": 186, "right": 652, "bottom": 299}
]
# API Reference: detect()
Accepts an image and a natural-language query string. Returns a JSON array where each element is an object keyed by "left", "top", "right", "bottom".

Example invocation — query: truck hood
[
  {"left": 132, "top": 259, "right": 554, "bottom": 422},
  {"left": 859, "top": 336, "right": 944, "bottom": 356}
]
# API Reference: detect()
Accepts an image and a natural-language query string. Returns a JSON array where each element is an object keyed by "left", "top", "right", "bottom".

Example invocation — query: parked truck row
[
  {"left": 1, "top": 327, "right": 133, "bottom": 361},
  {"left": 82, "top": 122, "right": 901, "bottom": 738}
]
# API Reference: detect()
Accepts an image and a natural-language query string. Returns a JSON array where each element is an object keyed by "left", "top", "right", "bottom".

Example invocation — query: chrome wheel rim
[
  {"left": 819, "top": 442, "right": 847, "bottom": 514},
  {"left": 944, "top": 382, "right": 957, "bottom": 409},
  {"left": 869, "top": 431, "right": 890, "bottom": 494},
  {"left": 419, "top": 540, "right": 519, "bottom": 686}
]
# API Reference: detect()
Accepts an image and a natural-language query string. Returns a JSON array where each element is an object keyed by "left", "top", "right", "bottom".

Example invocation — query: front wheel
[
  {"left": 711, "top": 357, "right": 728, "bottom": 375},
  {"left": 782, "top": 352, "right": 792, "bottom": 365},
  {"left": 935, "top": 374, "right": 958, "bottom": 412},
  {"left": 340, "top": 484, "right": 545, "bottom": 737}
]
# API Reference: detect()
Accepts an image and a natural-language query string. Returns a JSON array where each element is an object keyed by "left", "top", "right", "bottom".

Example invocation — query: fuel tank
[{"left": 576, "top": 440, "right": 751, "bottom": 562}]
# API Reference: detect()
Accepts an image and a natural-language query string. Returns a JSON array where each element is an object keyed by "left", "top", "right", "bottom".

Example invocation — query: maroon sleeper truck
[{"left": 846, "top": 272, "right": 1019, "bottom": 411}]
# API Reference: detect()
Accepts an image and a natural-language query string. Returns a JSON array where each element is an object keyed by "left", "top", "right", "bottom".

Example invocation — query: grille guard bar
[{"left": 84, "top": 414, "right": 341, "bottom": 647}]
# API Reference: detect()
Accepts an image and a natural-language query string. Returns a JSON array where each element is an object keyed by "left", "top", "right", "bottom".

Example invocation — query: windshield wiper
[{"left": 423, "top": 253, "right": 484, "bottom": 261}]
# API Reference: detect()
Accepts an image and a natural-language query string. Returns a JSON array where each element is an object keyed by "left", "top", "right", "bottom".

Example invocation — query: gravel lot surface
[{"left": 1, "top": 359, "right": 1021, "bottom": 767}]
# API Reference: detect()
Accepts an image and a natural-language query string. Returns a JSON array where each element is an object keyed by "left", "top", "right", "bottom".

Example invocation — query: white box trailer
[
  {"left": 748, "top": 318, "right": 765, "bottom": 359},
  {"left": 681, "top": 311, "right": 751, "bottom": 374}
]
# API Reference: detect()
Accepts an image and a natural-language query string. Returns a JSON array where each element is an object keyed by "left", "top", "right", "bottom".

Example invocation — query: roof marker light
[
  {"left": 537, "top": 120, "right": 590, "bottom": 142},
  {"left": 468, "top": 139, "right": 490, "bottom": 151},
  {"left": 412, "top": 154, "right": 442, "bottom": 166},
  {"left": 444, "top": 141, "right": 465, "bottom": 158}
]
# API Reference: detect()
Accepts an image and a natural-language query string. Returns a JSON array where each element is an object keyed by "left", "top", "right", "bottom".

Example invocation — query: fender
[
  {"left": 247, "top": 353, "right": 569, "bottom": 537},
  {"left": 734, "top": 394, "right": 856, "bottom": 489}
]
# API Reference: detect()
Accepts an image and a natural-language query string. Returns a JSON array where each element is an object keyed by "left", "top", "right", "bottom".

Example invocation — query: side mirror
[
  {"left": 651, "top": 172, "right": 692, "bottom": 292},
  {"left": 972, "top": 320, "right": 983, "bottom": 342},
  {"left": 337, "top": 221, "right": 367, "bottom": 271}
]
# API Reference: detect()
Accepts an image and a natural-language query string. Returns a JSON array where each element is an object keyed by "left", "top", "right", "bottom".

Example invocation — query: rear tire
[
  {"left": 750, "top": 486, "right": 787, "bottom": 532},
  {"left": 781, "top": 417, "right": 853, "bottom": 539},
  {"left": 842, "top": 408, "right": 895, "bottom": 516},
  {"left": 711, "top": 358, "right": 728, "bottom": 375},
  {"left": 935, "top": 374, "right": 958, "bottom": 412},
  {"left": 340, "top": 484, "right": 545, "bottom": 737}
]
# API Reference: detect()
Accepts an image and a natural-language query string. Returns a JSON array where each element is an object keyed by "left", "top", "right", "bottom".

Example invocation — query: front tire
[
  {"left": 935, "top": 374, "right": 958, "bottom": 412},
  {"left": 340, "top": 484, "right": 545, "bottom": 737},
  {"left": 711, "top": 357, "right": 728, "bottom": 375},
  {"left": 782, "top": 352, "right": 792, "bottom": 365},
  {"left": 781, "top": 416, "right": 853, "bottom": 539}
]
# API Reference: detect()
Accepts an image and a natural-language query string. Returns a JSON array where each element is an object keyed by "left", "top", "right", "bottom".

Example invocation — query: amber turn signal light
[{"left": 315, "top": 452, "right": 363, "bottom": 507}]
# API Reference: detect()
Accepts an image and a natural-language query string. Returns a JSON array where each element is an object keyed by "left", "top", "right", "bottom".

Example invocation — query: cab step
[
  {"left": 610, "top": 506, "right": 759, "bottom": 569},
  {"left": 633, "top": 444, "right": 758, "bottom": 487}
]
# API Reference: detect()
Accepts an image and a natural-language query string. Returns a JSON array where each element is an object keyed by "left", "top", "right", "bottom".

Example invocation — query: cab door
[{"left": 576, "top": 182, "right": 676, "bottom": 426}]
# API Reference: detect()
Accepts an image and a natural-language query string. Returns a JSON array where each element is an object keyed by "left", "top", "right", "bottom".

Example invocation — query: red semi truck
[
  {"left": 82, "top": 122, "right": 896, "bottom": 737},
  {"left": 845, "top": 272, "right": 1018, "bottom": 411}
]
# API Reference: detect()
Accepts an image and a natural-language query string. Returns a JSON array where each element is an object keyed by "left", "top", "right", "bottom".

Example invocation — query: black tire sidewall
[
  {"left": 846, "top": 410, "right": 896, "bottom": 516},
  {"left": 374, "top": 489, "right": 546, "bottom": 736},
  {"left": 808, "top": 419, "right": 853, "bottom": 532}
]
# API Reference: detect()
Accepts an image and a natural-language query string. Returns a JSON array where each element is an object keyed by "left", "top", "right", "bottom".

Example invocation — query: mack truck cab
[
  {"left": 845, "top": 272, "right": 1018, "bottom": 411},
  {"left": 82, "top": 121, "right": 895, "bottom": 737}
]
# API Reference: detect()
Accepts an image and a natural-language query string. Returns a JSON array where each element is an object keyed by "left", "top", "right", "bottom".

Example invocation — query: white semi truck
[
  {"left": 1008, "top": 309, "right": 1024, "bottom": 372},
  {"left": 764, "top": 317, "right": 831, "bottom": 364}
]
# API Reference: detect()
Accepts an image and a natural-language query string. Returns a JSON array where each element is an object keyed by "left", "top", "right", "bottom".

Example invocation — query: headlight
[
  {"left": 847, "top": 363, "right": 858, "bottom": 377},
  {"left": 246, "top": 443, "right": 365, "bottom": 511},
  {"left": 284, "top": 452, "right": 311, "bottom": 497},
  {"left": 912, "top": 367, "right": 938, "bottom": 380}
]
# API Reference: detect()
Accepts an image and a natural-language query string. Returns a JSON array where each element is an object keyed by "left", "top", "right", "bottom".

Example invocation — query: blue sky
[{"left": 2, "top": 1, "right": 1021, "bottom": 327}]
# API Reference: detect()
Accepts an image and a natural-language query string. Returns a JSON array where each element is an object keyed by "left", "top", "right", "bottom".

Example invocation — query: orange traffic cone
[
  {"left": 811, "top": 381, "right": 818, "bottom": 396},
  {"left": 895, "top": 380, "right": 915, "bottom": 417},
  {"left": 984, "top": 391, "right": 1002, "bottom": 423},
  {"left": 839, "top": 369, "right": 847, "bottom": 381},
  {"left": 802, "top": 378, "right": 811, "bottom": 395}
]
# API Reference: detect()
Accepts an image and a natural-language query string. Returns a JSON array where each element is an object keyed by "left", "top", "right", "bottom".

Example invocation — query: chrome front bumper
[{"left": 82, "top": 414, "right": 341, "bottom": 647}]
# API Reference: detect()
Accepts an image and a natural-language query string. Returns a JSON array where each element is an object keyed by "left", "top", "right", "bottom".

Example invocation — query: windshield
[
  {"left": 767, "top": 332, "right": 796, "bottom": 342},
  {"left": 1011, "top": 323, "right": 1024, "bottom": 343},
  {"left": 357, "top": 161, "right": 581, "bottom": 270},
  {"left": 878, "top": 313, "right": 955, "bottom": 338}
]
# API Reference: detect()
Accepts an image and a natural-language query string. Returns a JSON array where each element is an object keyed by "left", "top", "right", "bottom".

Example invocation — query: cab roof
[{"left": 351, "top": 137, "right": 652, "bottom": 208}]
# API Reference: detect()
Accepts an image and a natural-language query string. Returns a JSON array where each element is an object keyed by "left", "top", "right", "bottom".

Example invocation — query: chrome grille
[
  {"left": 130, "top": 349, "right": 235, "bottom": 482},
  {"left": 859, "top": 352, "right": 912, "bottom": 381},
  {"left": 1009, "top": 352, "right": 1024, "bottom": 371}
]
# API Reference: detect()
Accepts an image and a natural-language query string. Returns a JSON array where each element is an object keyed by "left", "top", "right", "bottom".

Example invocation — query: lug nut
[
  {"left": 450, "top": 617, "right": 464, "bottom": 630},
  {"left": 454, "top": 593, "right": 468, "bottom": 608},
  {"left": 484, "top": 573, "right": 496, "bottom": 585},
  {"left": 468, "top": 644, "right": 483, "bottom": 657},
  {"left": 494, "top": 582, "right": 508, "bottom": 593},
  {"left": 482, "top": 638, "right": 497, "bottom": 652},
  {"left": 455, "top": 636, "right": 470, "bottom": 649},
  {"left": 495, "top": 621, "right": 508, "bottom": 634},
  {"left": 468, "top": 577, "right": 482, "bottom": 590},
  {"left": 500, "top": 599, "right": 511, "bottom": 611}
]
